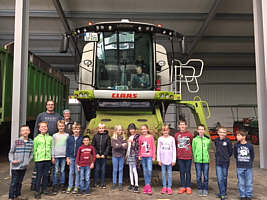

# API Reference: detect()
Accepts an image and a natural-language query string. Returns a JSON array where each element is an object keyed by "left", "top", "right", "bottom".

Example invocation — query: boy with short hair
[
  {"left": 192, "top": 124, "right": 211, "bottom": 197},
  {"left": 66, "top": 122, "right": 83, "bottom": 194},
  {"left": 215, "top": 127, "right": 233, "bottom": 200},
  {"left": 9, "top": 125, "right": 34, "bottom": 200},
  {"left": 175, "top": 120, "right": 193, "bottom": 194},
  {"left": 92, "top": 123, "right": 111, "bottom": 188},
  {"left": 33, "top": 121, "right": 53, "bottom": 199},
  {"left": 52, "top": 120, "right": 69, "bottom": 194},
  {"left": 76, "top": 135, "right": 96, "bottom": 195},
  {"left": 234, "top": 129, "right": 254, "bottom": 200}
]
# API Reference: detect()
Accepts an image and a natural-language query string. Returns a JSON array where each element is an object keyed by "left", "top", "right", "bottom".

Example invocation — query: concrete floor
[{"left": 0, "top": 145, "right": 267, "bottom": 200}]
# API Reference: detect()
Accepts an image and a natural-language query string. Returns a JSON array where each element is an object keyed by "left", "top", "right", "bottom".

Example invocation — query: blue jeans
[
  {"left": 112, "top": 157, "right": 125, "bottom": 184},
  {"left": 80, "top": 166, "right": 91, "bottom": 192},
  {"left": 161, "top": 164, "right": 172, "bottom": 188},
  {"left": 35, "top": 161, "right": 51, "bottom": 193},
  {"left": 9, "top": 169, "right": 26, "bottom": 199},
  {"left": 178, "top": 159, "right": 192, "bottom": 188},
  {"left": 142, "top": 157, "right": 153, "bottom": 185},
  {"left": 195, "top": 163, "right": 209, "bottom": 191},
  {"left": 53, "top": 157, "right": 66, "bottom": 185},
  {"left": 216, "top": 163, "right": 229, "bottom": 196},
  {"left": 237, "top": 168, "right": 254, "bottom": 198},
  {"left": 94, "top": 158, "right": 107, "bottom": 185},
  {"left": 68, "top": 157, "right": 80, "bottom": 188}
]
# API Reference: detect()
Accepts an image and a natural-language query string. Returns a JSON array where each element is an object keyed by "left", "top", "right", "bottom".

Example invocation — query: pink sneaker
[
  {"left": 147, "top": 185, "right": 152, "bottom": 195},
  {"left": 167, "top": 188, "right": 173, "bottom": 195},
  {"left": 143, "top": 185, "right": 148, "bottom": 194},
  {"left": 161, "top": 187, "right": 167, "bottom": 194}
]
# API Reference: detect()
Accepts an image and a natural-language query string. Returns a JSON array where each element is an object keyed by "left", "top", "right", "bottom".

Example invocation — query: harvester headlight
[
  {"left": 146, "top": 26, "right": 150, "bottom": 31},
  {"left": 96, "top": 26, "right": 100, "bottom": 30},
  {"left": 100, "top": 26, "right": 104, "bottom": 30},
  {"left": 138, "top": 26, "right": 142, "bottom": 31},
  {"left": 163, "top": 30, "right": 166, "bottom": 34},
  {"left": 77, "top": 29, "right": 80, "bottom": 34},
  {"left": 165, "top": 94, "right": 169, "bottom": 98},
  {"left": 161, "top": 93, "right": 165, "bottom": 98},
  {"left": 108, "top": 26, "right": 112, "bottom": 30},
  {"left": 79, "top": 93, "right": 83, "bottom": 97},
  {"left": 83, "top": 28, "right": 87, "bottom": 33}
]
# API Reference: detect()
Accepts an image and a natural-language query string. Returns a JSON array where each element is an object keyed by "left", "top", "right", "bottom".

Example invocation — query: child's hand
[
  {"left": 66, "top": 158, "right": 71, "bottom": 165},
  {"left": 52, "top": 157, "right": 56, "bottom": 164},
  {"left": 138, "top": 156, "right": 142, "bottom": 160},
  {"left": 96, "top": 154, "right": 100, "bottom": 159},
  {"left": 90, "top": 163, "right": 94, "bottom": 169},
  {"left": 122, "top": 143, "right": 127, "bottom": 147},
  {"left": 172, "top": 162, "right": 176, "bottom": 166},
  {"left": 12, "top": 160, "right": 20, "bottom": 164},
  {"left": 158, "top": 161, "right": 162, "bottom": 166},
  {"left": 101, "top": 155, "right": 105, "bottom": 159},
  {"left": 77, "top": 166, "right": 80, "bottom": 171},
  {"left": 128, "top": 138, "right": 133, "bottom": 143}
]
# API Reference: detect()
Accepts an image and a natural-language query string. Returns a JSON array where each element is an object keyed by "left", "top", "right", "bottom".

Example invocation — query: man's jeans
[
  {"left": 9, "top": 169, "right": 26, "bottom": 199},
  {"left": 178, "top": 159, "right": 192, "bottom": 188},
  {"left": 237, "top": 168, "right": 254, "bottom": 198},
  {"left": 35, "top": 161, "right": 51, "bottom": 193},
  {"left": 68, "top": 157, "right": 79, "bottom": 188},
  {"left": 53, "top": 157, "right": 66, "bottom": 185},
  {"left": 161, "top": 164, "right": 172, "bottom": 188},
  {"left": 94, "top": 158, "right": 107, "bottom": 185},
  {"left": 142, "top": 157, "right": 153, "bottom": 185},
  {"left": 80, "top": 166, "right": 91, "bottom": 192},
  {"left": 195, "top": 163, "right": 209, "bottom": 191},
  {"left": 112, "top": 157, "right": 125, "bottom": 185},
  {"left": 216, "top": 163, "right": 229, "bottom": 196}
]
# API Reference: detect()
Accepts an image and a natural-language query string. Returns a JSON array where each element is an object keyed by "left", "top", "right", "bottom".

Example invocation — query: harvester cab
[{"left": 68, "top": 20, "right": 210, "bottom": 136}]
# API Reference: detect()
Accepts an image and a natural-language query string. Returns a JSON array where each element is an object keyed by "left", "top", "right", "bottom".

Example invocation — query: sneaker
[
  {"left": 52, "top": 185, "right": 58, "bottom": 195},
  {"left": 147, "top": 185, "right": 152, "bottom": 195},
  {"left": 128, "top": 185, "right": 134, "bottom": 191},
  {"left": 202, "top": 190, "right": 208, "bottom": 196},
  {"left": 221, "top": 195, "right": 226, "bottom": 200},
  {"left": 247, "top": 198, "right": 252, "bottom": 200},
  {"left": 198, "top": 190, "right": 203, "bottom": 196},
  {"left": 34, "top": 192, "right": 41, "bottom": 199},
  {"left": 101, "top": 184, "right": 106, "bottom": 189},
  {"left": 85, "top": 190, "right": 91, "bottom": 196},
  {"left": 167, "top": 188, "right": 173, "bottom": 195},
  {"left": 143, "top": 185, "right": 148, "bottom": 194},
  {"left": 161, "top": 187, "right": 167, "bottom": 194},
  {"left": 178, "top": 187, "right": 186, "bottom": 194},
  {"left": 61, "top": 184, "right": 66, "bottom": 193},
  {"left": 66, "top": 187, "right": 72, "bottom": 194},
  {"left": 111, "top": 184, "right": 117, "bottom": 190},
  {"left": 240, "top": 198, "right": 247, "bottom": 200},
  {"left": 77, "top": 190, "right": 83, "bottom": 196},
  {"left": 72, "top": 187, "right": 79, "bottom": 194},
  {"left": 186, "top": 187, "right": 192, "bottom": 194},
  {"left": 42, "top": 189, "right": 49, "bottom": 195},
  {"left": 119, "top": 184, "right": 123, "bottom": 191},
  {"left": 94, "top": 183, "right": 100, "bottom": 188},
  {"left": 133, "top": 186, "right": 139, "bottom": 193}
]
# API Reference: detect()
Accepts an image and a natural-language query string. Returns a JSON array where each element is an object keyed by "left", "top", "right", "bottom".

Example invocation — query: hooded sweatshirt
[
  {"left": 76, "top": 144, "right": 96, "bottom": 167},
  {"left": 175, "top": 131, "right": 193, "bottom": 160},
  {"left": 9, "top": 137, "right": 34, "bottom": 170},
  {"left": 139, "top": 135, "right": 156, "bottom": 160},
  {"left": 34, "top": 133, "right": 53, "bottom": 162}
]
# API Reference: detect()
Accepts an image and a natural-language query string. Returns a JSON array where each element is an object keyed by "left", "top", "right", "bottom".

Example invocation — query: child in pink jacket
[{"left": 139, "top": 124, "right": 156, "bottom": 195}]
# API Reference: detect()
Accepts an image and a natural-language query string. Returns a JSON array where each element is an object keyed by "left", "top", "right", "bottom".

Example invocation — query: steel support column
[
  {"left": 11, "top": 0, "right": 29, "bottom": 145},
  {"left": 253, "top": 0, "right": 267, "bottom": 169}
]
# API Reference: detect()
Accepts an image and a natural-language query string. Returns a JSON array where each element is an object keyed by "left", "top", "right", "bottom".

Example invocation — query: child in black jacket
[
  {"left": 214, "top": 127, "right": 233, "bottom": 200},
  {"left": 92, "top": 123, "right": 111, "bottom": 188}
]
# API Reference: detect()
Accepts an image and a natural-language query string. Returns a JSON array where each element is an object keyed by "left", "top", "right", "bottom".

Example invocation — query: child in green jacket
[
  {"left": 192, "top": 124, "right": 211, "bottom": 197},
  {"left": 33, "top": 121, "right": 53, "bottom": 199}
]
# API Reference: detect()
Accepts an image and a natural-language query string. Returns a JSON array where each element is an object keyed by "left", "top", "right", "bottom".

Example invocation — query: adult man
[
  {"left": 34, "top": 100, "right": 62, "bottom": 138},
  {"left": 63, "top": 109, "right": 74, "bottom": 135},
  {"left": 132, "top": 66, "right": 149, "bottom": 88}
]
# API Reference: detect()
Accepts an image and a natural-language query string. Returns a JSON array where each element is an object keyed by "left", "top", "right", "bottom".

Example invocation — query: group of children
[{"left": 8, "top": 120, "right": 255, "bottom": 200}]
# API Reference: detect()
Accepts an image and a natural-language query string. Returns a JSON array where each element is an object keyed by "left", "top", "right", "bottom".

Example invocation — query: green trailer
[{"left": 0, "top": 43, "right": 69, "bottom": 124}]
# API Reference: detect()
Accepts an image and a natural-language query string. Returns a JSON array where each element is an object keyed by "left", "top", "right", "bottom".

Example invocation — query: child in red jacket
[{"left": 76, "top": 135, "right": 96, "bottom": 195}]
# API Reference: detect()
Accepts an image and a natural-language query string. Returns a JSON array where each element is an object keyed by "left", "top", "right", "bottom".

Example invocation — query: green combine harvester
[{"left": 66, "top": 20, "right": 210, "bottom": 136}]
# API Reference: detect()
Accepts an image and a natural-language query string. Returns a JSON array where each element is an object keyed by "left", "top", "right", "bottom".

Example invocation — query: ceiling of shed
[{"left": 0, "top": 0, "right": 255, "bottom": 71}]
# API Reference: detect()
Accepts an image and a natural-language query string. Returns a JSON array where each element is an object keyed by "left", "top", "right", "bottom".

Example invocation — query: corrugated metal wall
[{"left": 165, "top": 69, "right": 257, "bottom": 129}]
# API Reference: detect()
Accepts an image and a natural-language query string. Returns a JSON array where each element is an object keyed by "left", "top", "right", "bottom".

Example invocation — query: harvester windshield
[{"left": 96, "top": 32, "right": 153, "bottom": 90}]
